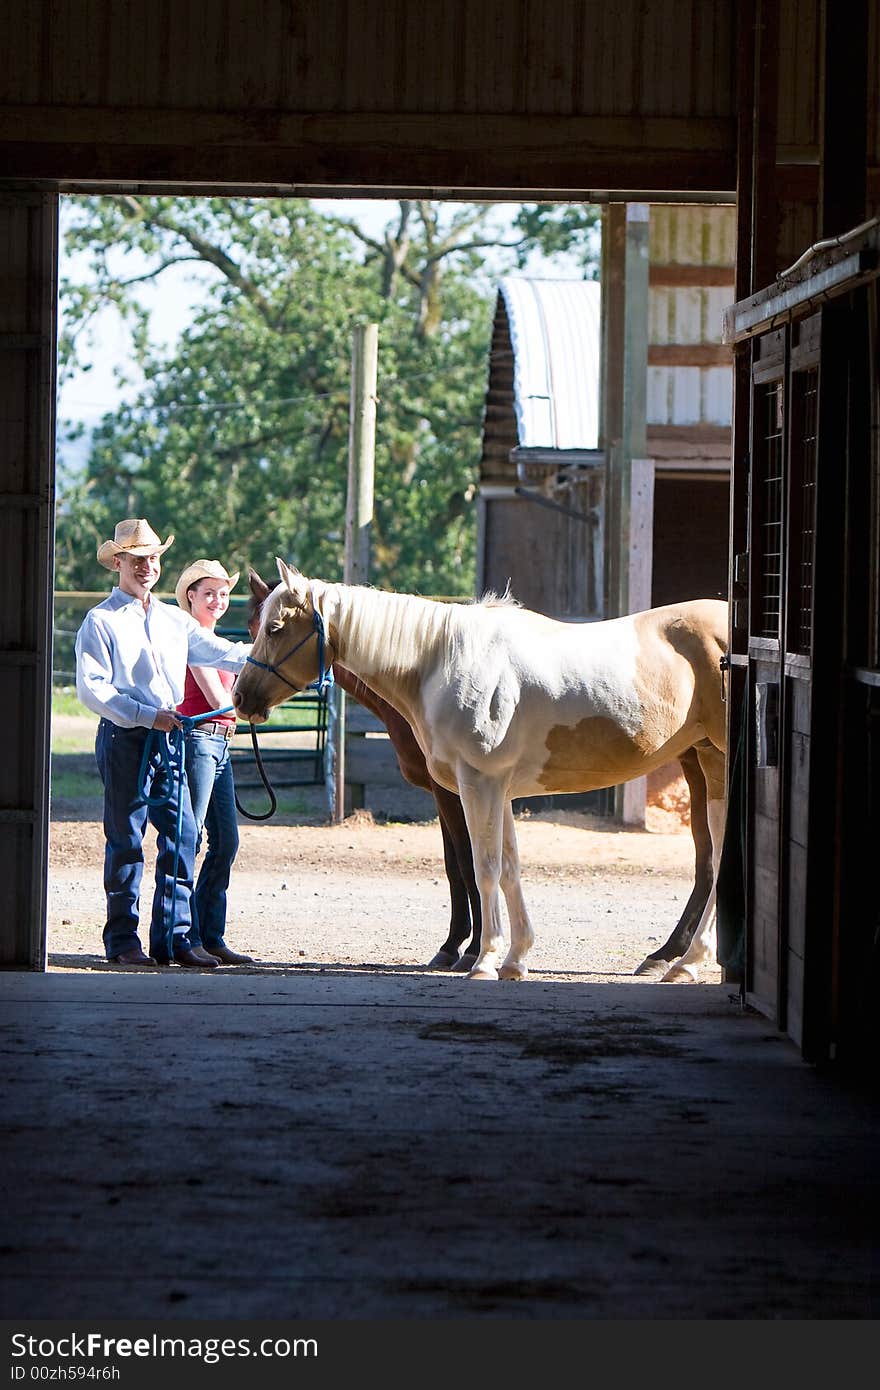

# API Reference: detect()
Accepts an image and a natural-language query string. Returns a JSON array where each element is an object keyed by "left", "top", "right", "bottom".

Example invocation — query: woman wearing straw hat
[
  {"left": 175, "top": 559, "right": 254, "bottom": 965},
  {"left": 75, "top": 519, "right": 252, "bottom": 967}
]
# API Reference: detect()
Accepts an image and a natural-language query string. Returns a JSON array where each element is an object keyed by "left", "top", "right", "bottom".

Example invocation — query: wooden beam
[
  {"left": 648, "top": 424, "right": 732, "bottom": 446},
  {"left": 0, "top": 108, "right": 737, "bottom": 192},
  {"left": 649, "top": 265, "right": 735, "bottom": 287},
  {"left": 647, "top": 344, "right": 733, "bottom": 367}
]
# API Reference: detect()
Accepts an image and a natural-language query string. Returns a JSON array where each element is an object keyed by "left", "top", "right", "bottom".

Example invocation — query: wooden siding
[
  {"left": 0, "top": 0, "right": 737, "bottom": 117},
  {"left": 647, "top": 205, "right": 735, "bottom": 433},
  {"left": 479, "top": 475, "right": 604, "bottom": 621}
]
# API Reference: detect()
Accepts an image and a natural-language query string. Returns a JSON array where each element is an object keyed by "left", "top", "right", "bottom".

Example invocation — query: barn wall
[
  {"left": 725, "top": 219, "right": 880, "bottom": 1064},
  {"left": 645, "top": 204, "right": 733, "bottom": 609},
  {"left": 0, "top": 192, "right": 56, "bottom": 968},
  {"left": 647, "top": 204, "right": 735, "bottom": 433},
  {"left": 774, "top": 0, "right": 880, "bottom": 264},
  {"left": 0, "top": 0, "right": 738, "bottom": 192}
]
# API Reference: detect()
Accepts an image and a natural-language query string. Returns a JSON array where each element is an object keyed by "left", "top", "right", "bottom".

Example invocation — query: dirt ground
[{"left": 47, "top": 739, "right": 716, "bottom": 981}]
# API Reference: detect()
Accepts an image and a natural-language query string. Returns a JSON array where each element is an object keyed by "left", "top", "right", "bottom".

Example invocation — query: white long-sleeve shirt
[{"left": 75, "top": 587, "right": 251, "bottom": 730}]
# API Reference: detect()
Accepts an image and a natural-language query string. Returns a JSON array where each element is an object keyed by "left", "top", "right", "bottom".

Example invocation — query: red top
[{"left": 177, "top": 666, "right": 236, "bottom": 726}]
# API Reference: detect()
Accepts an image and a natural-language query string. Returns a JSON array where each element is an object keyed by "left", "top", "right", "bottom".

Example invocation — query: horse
[
  {"left": 235, "top": 561, "right": 727, "bottom": 984},
  {"left": 245, "top": 570, "right": 482, "bottom": 972}
]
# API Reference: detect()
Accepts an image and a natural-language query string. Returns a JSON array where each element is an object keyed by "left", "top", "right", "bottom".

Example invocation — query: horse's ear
[
  {"left": 276, "top": 557, "right": 301, "bottom": 592},
  {"left": 247, "top": 567, "right": 269, "bottom": 601}
]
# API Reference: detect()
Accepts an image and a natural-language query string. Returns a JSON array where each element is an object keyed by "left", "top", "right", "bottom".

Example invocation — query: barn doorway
[{"left": 49, "top": 190, "right": 734, "bottom": 984}]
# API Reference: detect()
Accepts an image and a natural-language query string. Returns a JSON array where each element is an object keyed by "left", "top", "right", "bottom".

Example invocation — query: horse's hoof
[
  {"left": 633, "top": 957, "right": 671, "bottom": 978},
  {"left": 661, "top": 961, "right": 699, "bottom": 983},
  {"left": 467, "top": 964, "right": 499, "bottom": 981},
  {"left": 425, "top": 949, "right": 459, "bottom": 970},
  {"left": 451, "top": 952, "right": 478, "bottom": 973},
  {"left": 499, "top": 963, "right": 527, "bottom": 981}
]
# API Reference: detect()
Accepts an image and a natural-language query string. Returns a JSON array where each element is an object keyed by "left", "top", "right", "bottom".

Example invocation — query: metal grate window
[
  {"left": 757, "top": 379, "right": 784, "bottom": 639},
  {"left": 790, "top": 368, "right": 818, "bottom": 654}
]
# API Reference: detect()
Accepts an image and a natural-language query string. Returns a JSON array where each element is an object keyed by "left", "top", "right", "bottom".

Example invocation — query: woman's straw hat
[
  {"left": 175, "top": 558, "right": 240, "bottom": 611},
  {"left": 97, "top": 518, "right": 174, "bottom": 569}
]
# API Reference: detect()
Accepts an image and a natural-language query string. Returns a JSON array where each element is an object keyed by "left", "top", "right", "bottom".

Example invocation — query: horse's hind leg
[
  {"left": 662, "top": 742, "right": 726, "bottom": 983},
  {"left": 634, "top": 748, "right": 713, "bottom": 977},
  {"left": 425, "top": 784, "right": 481, "bottom": 971},
  {"left": 498, "top": 801, "right": 534, "bottom": 981}
]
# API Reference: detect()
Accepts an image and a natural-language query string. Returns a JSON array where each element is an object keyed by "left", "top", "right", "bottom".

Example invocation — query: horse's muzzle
[{"left": 232, "top": 691, "right": 268, "bottom": 724}]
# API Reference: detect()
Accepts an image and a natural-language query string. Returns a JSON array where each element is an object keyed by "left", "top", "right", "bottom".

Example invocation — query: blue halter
[{"left": 246, "top": 606, "right": 334, "bottom": 695}]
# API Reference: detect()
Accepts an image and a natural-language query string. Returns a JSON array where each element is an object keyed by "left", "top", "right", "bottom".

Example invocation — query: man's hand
[{"left": 152, "top": 709, "right": 183, "bottom": 732}]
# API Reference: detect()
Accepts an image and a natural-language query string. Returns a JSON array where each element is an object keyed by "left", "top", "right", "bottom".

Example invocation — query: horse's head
[{"left": 234, "top": 559, "right": 328, "bottom": 723}]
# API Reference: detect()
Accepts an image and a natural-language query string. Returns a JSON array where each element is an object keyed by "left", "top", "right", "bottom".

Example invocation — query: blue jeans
[
  {"left": 95, "top": 719, "right": 198, "bottom": 961},
  {"left": 183, "top": 730, "right": 240, "bottom": 950}
]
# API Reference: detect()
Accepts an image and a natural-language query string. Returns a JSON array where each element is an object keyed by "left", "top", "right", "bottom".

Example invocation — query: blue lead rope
[{"left": 137, "top": 705, "right": 236, "bottom": 962}]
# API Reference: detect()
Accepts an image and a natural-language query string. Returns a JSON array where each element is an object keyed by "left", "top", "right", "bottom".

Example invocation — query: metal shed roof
[{"left": 498, "top": 277, "right": 601, "bottom": 451}]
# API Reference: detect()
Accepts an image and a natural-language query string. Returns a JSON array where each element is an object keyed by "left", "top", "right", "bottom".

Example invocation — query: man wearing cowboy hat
[{"left": 75, "top": 519, "right": 251, "bottom": 968}]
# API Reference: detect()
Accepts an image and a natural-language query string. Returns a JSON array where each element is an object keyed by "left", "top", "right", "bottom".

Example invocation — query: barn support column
[
  {"left": 800, "top": 0, "right": 871, "bottom": 1062},
  {"left": 0, "top": 192, "right": 58, "bottom": 969},
  {"left": 724, "top": 0, "right": 781, "bottom": 1015},
  {"left": 602, "top": 202, "right": 650, "bottom": 824}
]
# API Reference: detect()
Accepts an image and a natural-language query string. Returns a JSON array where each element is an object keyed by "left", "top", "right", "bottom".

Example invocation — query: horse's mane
[
  {"left": 340, "top": 583, "right": 524, "bottom": 677},
  {"left": 474, "top": 582, "right": 521, "bottom": 610},
  {"left": 334, "top": 584, "right": 453, "bottom": 679},
  {"left": 258, "top": 573, "right": 522, "bottom": 685}
]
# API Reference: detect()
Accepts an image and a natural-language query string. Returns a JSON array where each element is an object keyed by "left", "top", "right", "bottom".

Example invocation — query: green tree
[
  {"left": 512, "top": 203, "right": 602, "bottom": 275},
  {"left": 56, "top": 196, "right": 598, "bottom": 594}
]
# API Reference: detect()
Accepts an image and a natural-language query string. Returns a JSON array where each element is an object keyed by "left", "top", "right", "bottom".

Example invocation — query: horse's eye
[{"left": 269, "top": 620, "right": 284, "bottom": 635}]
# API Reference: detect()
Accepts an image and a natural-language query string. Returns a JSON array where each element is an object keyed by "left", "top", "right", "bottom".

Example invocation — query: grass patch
[
  {"left": 257, "top": 696, "right": 329, "bottom": 733},
  {"left": 52, "top": 686, "right": 93, "bottom": 720},
  {"left": 50, "top": 759, "right": 101, "bottom": 801}
]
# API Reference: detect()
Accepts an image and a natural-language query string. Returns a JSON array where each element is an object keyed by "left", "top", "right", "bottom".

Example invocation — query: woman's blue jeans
[
  {"left": 95, "top": 719, "right": 198, "bottom": 961},
  {"left": 183, "top": 730, "right": 240, "bottom": 950}
]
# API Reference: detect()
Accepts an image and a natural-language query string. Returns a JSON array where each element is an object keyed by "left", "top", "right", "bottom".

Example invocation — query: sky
[{"left": 56, "top": 196, "right": 595, "bottom": 467}]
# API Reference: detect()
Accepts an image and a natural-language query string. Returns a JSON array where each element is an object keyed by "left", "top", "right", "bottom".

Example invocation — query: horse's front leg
[
  {"left": 498, "top": 801, "right": 534, "bottom": 981},
  {"left": 457, "top": 775, "right": 507, "bottom": 982}
]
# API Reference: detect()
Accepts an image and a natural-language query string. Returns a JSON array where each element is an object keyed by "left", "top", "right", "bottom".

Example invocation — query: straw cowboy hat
[
  {"left": 97, "top": 518, "right": 174, "bottom": 569},
  {"left": 175, "top": 558, "right": 240, "bottom": 612}
]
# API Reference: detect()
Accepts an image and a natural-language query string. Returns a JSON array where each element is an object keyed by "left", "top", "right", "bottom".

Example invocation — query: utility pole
[
  {"left": 332, "top": 322, "right": 378, "bottom": 823},
  {"left": 344, "top": 323, "right": 379, "bottom": 585}
]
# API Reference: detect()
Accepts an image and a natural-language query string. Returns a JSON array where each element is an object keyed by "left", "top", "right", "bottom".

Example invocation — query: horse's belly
[{"left": 528, "top": 709, "right": 692, "bottom": 795}]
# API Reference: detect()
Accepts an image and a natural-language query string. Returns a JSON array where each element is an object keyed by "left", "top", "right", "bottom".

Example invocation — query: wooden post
[
  {"left": 333, "top": 323, "right": 378, "bottom": 823},
  {"left": 344, "top": 323, "right": 379, "bottom": 586},
  {"left": 601, "top": 203, "right": 626, "bottom": 621},
  {"left": 614, "top": 201, "right": 647, "bottom": 817}
]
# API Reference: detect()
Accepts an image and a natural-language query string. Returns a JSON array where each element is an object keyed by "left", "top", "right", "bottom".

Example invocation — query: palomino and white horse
[
  {"left": 246, "top": 569, "right": 483, "bottom": 971},
  {"left": 234, "top": 561, "right": 728, "bottom": 984}
]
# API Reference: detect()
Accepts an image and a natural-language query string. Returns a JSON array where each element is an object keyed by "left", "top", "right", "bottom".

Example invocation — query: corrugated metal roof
[{"left": 498, "top": 278, "right": 601, "bottom": 450}]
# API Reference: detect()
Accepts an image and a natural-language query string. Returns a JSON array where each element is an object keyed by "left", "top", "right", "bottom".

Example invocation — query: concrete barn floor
[{"left": 0, "top": 968, "right": 877, "bottom": 1321}]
